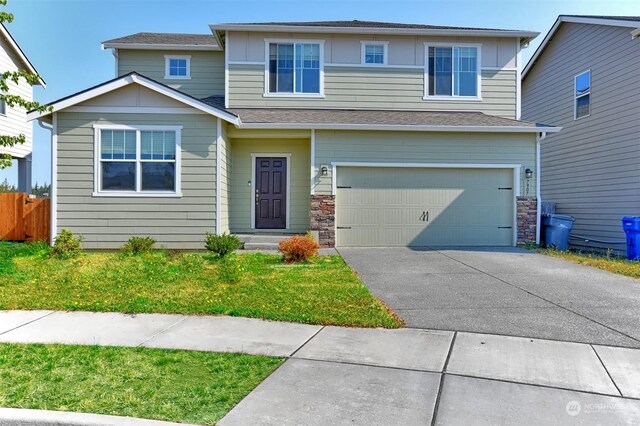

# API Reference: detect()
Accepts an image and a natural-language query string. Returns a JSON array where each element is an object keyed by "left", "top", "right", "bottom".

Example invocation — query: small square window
[
  {"left": 165, "top": 56, "right": 190, "bottom": 79},
  {"left": 362, "top": 42, "right": 387, "bottom": 65}
]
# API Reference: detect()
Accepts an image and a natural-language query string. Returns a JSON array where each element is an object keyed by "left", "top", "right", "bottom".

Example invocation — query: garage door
[{"left": 336, "top": 167, "right": 515, "bottom": 247}]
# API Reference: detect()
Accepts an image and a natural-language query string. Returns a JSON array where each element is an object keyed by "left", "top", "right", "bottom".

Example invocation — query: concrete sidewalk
[{"left": 1, "top": 310, "right": 640, "bottom": 425}]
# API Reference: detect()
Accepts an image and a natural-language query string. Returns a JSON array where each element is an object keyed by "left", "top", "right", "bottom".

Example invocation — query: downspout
[
  {"left": 37, "top": 117, "right": 55, "bottom": 245},
  {"left": 536, "top": 131, "right": 547, "bottom": 245}
]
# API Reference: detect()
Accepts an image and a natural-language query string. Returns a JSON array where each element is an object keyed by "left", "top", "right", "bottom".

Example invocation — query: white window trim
[
  {"left": 263, "top": 38, "right": 325, "bottom": 98},
  {"left": 164, "top": 55, "right": 191, "bottom": 80},
  {"left": 360, "top": 40, "right": 389, "bottom": 66},
  {"left": 250, "top": 153, "right": 292, "bottom": 230},
  {"left": 92, "top": 124, "right": 182, "bottom": 198},
  {"left": 574, "top": 69, "right": 591, "bottom": 120},
  {"left": 423, "top": 42, "right": 482, "bottom": 101}
]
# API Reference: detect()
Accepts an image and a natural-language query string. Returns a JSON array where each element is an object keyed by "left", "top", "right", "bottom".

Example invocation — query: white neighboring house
[{"left": 0, "top": 23, "right": 45, "bottom": 192}]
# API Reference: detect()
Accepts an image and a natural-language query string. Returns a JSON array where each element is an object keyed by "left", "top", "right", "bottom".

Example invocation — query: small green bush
[
  {"left": 279, "top": 232, "right": 319, "bottom": 263},
  {"left": 121, "top": 236, "right": 156, "bottom": 254},
  {"left": 218, "top": 254, "right": 243, "bottom": 283},
  {"left": 204, "top": 232, "right": 242, "bottom": 257},
  {"left": 51, "top": 229, "right": 83, "bottom": 259}
]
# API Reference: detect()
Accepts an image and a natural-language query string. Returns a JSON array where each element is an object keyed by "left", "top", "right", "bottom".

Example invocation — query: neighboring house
[
  {"left": 522, "top": 15, "right": 640, "bottom": 252},
  {"left": 0, "top": 23, "right": 45, "bottom": 192},
  {"left": 28, "top": 21, "right": 559, "bottom": 249}
]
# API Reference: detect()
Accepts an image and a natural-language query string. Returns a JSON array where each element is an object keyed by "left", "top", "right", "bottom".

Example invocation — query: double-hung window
[
  {"left": 95, "top": 125, "right": 181, "bottom": 196},
  {"left": 574, "top": 70, "right": 590, "bottom": 119},
  {"left": 425, "top": 45, "right": 480, "bottom": 98},
  {"left": 267, "top": 41, "right": 322, "bottom": 95},
  {"left": 165, "top": 55, "right": 190, "bottom": 79}
]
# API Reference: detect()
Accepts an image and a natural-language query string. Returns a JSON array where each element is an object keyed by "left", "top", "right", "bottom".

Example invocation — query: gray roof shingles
[
  {"left": 103, "top": 32, "right": 219, "bottom": 47},
  {"left": 216, "top": 20, "right": 519, "bottom": 32}
]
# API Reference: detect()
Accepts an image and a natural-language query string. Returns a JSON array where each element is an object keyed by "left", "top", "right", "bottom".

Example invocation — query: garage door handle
[
  {"left": 498, "top": 226, "right": 512, "bottom": 229},
  {"left": 337, "top": 226, "right": 352, "bottom": 229},
  {"left": 337, "top": 186, "right": 351, "bottom": 189},
  {"left": 498, "top": 187, "right": 512, "bottom": 190}
]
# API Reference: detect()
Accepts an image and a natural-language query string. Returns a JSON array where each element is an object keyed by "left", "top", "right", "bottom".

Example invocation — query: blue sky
[{"left": 1, "top": 0, "right": 639, "bottom": 186}]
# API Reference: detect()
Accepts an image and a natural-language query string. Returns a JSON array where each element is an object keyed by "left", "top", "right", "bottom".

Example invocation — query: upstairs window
[
  {"left": 165, "top": 55, "right": 190, "bottom": 79},
  {"left": 574, "top": 70, "right": 590, "bottom": 119},
  {"left": 361, "top": 42, "right": 387, "bottom": 65},
  {"left": 96, "top": 126, "right": 181, "bottom": 196},
  {"left": 426, "top": 45, "right": 480, "bottom": 98},
  {"left": 267, "top": 42, "right": 322, "bottom": 95}
]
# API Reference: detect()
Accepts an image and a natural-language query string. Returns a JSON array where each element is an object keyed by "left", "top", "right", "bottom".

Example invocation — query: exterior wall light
[
  {"left": 321, "top": 166, "right": 329, "bottom": 176},
  {"left": 525, "top": 168, "right": 533, "bottom": 179}
]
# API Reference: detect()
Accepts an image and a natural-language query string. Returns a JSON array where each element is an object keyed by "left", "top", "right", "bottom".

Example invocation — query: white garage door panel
[{"left": 336, "top": 167, "right": 514, "bottom": 247}]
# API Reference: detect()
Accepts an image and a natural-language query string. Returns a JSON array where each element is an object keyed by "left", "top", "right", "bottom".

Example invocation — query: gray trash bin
[{"left": 542, "top": 214, "right": 575, "bottom": 250}]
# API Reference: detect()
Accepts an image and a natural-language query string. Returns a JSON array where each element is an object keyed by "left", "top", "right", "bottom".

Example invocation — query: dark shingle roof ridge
[
  {"left": 217, "top": 20, "right": 523, "bottom": 32},
  {"left": 103, "top": 32, "right": 218, "bottom": 46}
]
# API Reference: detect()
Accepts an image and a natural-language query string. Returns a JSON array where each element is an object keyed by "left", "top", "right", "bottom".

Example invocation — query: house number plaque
[{"left": 419, "top": 211, "right": 429, "bottom": 222}]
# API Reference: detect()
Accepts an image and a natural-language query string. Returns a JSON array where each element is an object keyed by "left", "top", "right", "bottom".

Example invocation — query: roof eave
[
  {"left": 0, "top": 24, "right": 45, "bottom": 86},
  {"left": 101, "top": 42, "right": 221, "bottom": 51},
  {"left": 236, "top": 122, "right": 562, "bottom": 133},
  {"left": 211, "top": 23, "right": 538, "bottom": 39}
]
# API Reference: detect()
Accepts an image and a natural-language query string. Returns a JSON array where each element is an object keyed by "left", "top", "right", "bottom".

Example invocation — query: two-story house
[
  {"left": 522, "top": 16, "right": 640, "bottom": 253},
  {"left": 28, "top": 20, "right": 558, "bottom": 249},
  {"left": 0, "top": 23, "right": 45, "bottom": 192}
]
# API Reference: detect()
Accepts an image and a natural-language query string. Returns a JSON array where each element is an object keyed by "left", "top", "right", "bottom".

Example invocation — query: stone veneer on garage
[
  {"left": 312, "top": 195, "right": 538, "bottom": 248},
  {"left": 517, "top": 196, "right": 538, "bottom": 245},
  {"left": 310, "top": 195, "right": 335, "bottom": 248}
]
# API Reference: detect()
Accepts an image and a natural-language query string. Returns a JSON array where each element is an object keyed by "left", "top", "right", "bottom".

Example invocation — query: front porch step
[{"left": 235, "top": 233, "right": 300, "bottom": 251}]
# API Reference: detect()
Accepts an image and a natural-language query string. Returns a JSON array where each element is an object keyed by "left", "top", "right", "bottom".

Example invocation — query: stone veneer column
[
  {"left": 517, "top": 196, "right": 537, "bottom": 245},
  {"left": 310, "top": 195, "right": 335, "bottom": 248}
]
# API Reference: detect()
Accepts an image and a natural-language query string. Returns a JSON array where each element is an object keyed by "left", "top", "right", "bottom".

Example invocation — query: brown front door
[{"left": 255, "top": 157, "right": 287, "bottom": 229}]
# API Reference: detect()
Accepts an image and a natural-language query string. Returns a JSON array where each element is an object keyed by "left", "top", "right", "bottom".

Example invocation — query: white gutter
[
  {"left": 536, "top": 131, "right": 547, "bottom": 245},
  {"left": 237, "top": 122, "right": 562, "bottom": 133},
  {"left": 37, "top": 117, "right": 56, "bottom": 245}
]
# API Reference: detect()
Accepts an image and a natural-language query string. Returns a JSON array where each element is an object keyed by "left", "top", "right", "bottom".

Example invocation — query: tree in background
[
  {"left": 0, "top": 0, "right": 50, "bottom": 169},
  {"left": 31, "top": 181, "right": 50, "bottom": 197},
  {"left": 0, "top": 177, "right": 16, "bottom": 192}
]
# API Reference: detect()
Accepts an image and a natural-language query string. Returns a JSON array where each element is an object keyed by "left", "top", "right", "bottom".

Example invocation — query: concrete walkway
[{"left": 1, "top": 311, "right": 640, "bottom": 425}]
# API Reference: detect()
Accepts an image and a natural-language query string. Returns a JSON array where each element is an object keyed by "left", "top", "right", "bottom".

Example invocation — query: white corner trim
[
  {"left": 164, "top": 55, "right": 191, "bottom": 80},
  {"left": 42, "top": 114, "right": 56, "bottom": 245},
  {"left": 225, "top": 30, "right": 229, "bottom": 109},
  {"left": 535, "top": 132, "right": 546, "bottom": 245},
  {"left": 27, "top": 74, "right": 239, "bottom": 125},
  {"left": 330, "top": 161, "right": 521, "bottom": 246},
  {"left": 310, "top": 129, "right": 316, "bottom": 195},
  {"left": 250, "top": 153, "right": 292, "bottom": 230},
  {"left": 516, "top": 39, "right": 522, "bottom": 120},
  {"left": 215, "top": 118, "right": 222, "bottom": 235},
  {"left": 360, "top": 40, "right": 389, "bottom": 66}
]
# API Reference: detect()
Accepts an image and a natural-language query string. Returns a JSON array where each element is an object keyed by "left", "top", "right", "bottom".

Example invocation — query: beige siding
[
  {"left": 56, "top": 111, "right": 218, "bottom": 250},
  {"left": 117, "top": 50, "right": 224, "bottom": 99},
  {"left": 229, "top": 64, "right": 517, "bottom": 118},
  {"left": 229, "top": 135, "right": 310, "bottom": 232},
  {"left": 522, "top": 23, "right": 640, "bottom": 251},
  {"left": 314, "top": 130, "right": 536, "bottom": 196},
  {"left": 0, "top": 34, "right": 33, "bottom": 158},
  {"left": 228, "top": 31, "right": 518, "bottom": 68},
  {"left": 218, "top": 121, "right": 231, "bottom": 234}
]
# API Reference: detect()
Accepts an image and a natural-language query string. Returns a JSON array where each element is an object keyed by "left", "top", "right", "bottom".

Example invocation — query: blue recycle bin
[
  {"left": 621, "top": 217, "right": 640, "bottom": 260},
  {"left": 542, "top": 214, "right": 575, "bottom": 250}
]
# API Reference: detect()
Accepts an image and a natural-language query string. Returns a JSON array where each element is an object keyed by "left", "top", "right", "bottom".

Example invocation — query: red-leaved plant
[{"left": 278, "top": 232, "right": 320, "bottom": 263}]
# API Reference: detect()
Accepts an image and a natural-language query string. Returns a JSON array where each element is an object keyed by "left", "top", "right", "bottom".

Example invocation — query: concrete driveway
[{"left": 339, "top": 247, "right": 640, "bottom": 348}]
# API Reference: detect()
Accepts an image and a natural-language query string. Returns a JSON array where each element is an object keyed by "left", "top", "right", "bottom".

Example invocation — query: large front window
[
  {"left": 96, "top": 126, "right": 181, "bottom": 196},
  {"left": 426, "top": 46, "right": 479, "bottom": 97},
  {"left": 268, "top": 42, "right": 321, "bottom": 94}
]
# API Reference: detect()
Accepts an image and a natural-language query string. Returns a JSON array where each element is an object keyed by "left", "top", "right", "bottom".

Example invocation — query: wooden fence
[{"left": 0, "top": 193, "right": 50, "bottom": 243}]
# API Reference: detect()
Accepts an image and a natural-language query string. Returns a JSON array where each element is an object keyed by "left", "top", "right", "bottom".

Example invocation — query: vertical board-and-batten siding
[
  {"left": 117, "top": 50, "right": 224, "bottom": 99},
  {"left": 56, "top": 111, "right": 218, "bottom": 249},
  {"left": 229, "top": 65, "right": 517, "bottom": 118},
  {"left": 522, "top": 22, "right": 640, "bottom": 251},
  {"left": 313, "top": 130, "right": 537, "bottom": 196},
  {"left": 0, "top": 35, "right": 33, "bottom": 158}
]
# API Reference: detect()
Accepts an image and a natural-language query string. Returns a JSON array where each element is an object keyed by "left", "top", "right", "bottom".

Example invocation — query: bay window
[{"left": 94, "top": 125, "right": 181, "bottom": 196}]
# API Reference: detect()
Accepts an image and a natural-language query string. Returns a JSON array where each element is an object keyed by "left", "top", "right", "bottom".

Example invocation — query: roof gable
[
  {"left": 0, "top": 23, "right": 44, "bottom": 86},
  {"left": 523, "top": 15, "right": 640, "bottom": 79},
  {"left": 26, "top": 72, "right": 238, "bottom": 124}
]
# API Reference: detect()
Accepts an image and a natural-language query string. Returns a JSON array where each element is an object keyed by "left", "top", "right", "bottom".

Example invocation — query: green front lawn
[
  {"left": 539, "top": 247, "right": 640, "bottom": 279},
  {"left": 0, "top": 343, "right": 282, "bottom": 425},
  {"left": 0, "top": 242, "right": 401, "bottom": 328}
]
